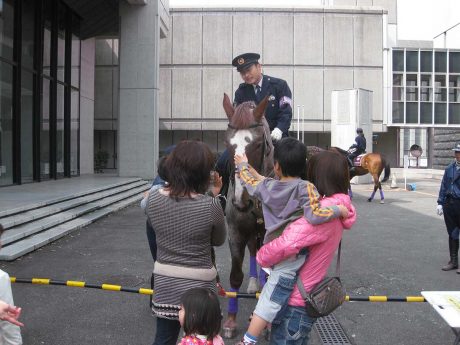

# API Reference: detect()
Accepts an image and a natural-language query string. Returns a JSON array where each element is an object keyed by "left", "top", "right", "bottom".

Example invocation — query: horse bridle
[{"left": 228, "top": 122, "right": 271, "bottom": 214}]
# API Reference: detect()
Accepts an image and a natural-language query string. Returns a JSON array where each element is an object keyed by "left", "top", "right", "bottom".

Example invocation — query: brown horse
[
  {"left": 308, "top": 146, "right": 391, "bottom": 203},
  {"left": 221, "top": 94, "right": 274, "bottom": 338}
]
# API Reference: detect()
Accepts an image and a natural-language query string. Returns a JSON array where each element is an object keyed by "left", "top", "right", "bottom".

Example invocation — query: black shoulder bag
[{"left": 296, "top": 242, "right": 346, "bottom": 318}]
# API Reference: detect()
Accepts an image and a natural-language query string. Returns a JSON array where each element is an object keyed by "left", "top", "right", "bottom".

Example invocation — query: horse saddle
[{"left": 352, "top": 154, "right": 366, "bottom": 167}]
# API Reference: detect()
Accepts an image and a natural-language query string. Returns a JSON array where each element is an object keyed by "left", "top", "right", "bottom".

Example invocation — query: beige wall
[{"left": 159, "top": 6, "right": 387, "bottom": 138}]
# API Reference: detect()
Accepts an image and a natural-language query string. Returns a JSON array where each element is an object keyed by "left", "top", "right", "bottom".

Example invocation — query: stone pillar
[
  {"left": 80, "top": 38, "right": 95, "bottom": 174},
  {"left": 331, "top": 88, "right": 373, "bottom": 183},
  {"left": 118, "top": 0, "right": 160, "bottom": 178}
]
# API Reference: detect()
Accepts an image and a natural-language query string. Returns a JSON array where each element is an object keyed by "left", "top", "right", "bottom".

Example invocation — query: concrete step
[
  {"left": 0, "top": 178, "right": 143, "bottom": 219},
  {"left": 0, "top": 180, "right": 146, "bottom": 230},
  {"left": 1, "top": 184, "right": 148, "bottom": 246},
  {"left": 0, "top": 194, "right": 143, "bottom": 261}
]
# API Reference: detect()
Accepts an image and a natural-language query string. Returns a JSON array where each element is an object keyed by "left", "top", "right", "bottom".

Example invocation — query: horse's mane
[
  {"left": 331, "top": 146, "right": 348, "bottom": 155},
  {"left": 229, "top": 101, "right": 258, "bottom": 130}
]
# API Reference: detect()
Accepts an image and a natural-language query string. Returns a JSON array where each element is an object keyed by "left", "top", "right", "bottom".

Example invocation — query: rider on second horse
[{"left": 347, "top": 128, "right": 367, "bottom": 172}]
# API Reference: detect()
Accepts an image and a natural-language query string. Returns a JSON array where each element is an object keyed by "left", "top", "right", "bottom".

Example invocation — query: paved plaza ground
[{"left": 1, "top": 176, "right": 459, "bottom": 345}]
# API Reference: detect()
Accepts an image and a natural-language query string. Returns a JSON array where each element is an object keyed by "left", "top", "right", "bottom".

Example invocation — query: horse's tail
[{"left": 381, "top": 155, "right": 391, "bottom": 182}]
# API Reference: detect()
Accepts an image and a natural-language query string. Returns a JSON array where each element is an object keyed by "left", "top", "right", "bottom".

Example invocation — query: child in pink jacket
[{"left": 257, "top": 151, "right": 357, "bottom": 345}]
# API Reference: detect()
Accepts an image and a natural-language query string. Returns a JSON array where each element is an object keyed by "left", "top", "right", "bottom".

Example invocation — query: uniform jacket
[
  {"left": 437, "top": 161, "right": 460, "bottom": 204},
  {"left": 237, "top": 162, "right": 340, "bottom": 243},
  {"left": 234, "top": 74, "right": 292, "bottom": 137},
  {"left": 350, "top": 135, "right": 366, "bottom": 153},
  {"left": 256, "top": 193, "right": 356, "bottom": 307}
]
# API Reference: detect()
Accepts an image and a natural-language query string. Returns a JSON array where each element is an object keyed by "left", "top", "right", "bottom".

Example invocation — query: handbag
[{"left": 296, "top": 242, "right": 346, "bottom": 318}]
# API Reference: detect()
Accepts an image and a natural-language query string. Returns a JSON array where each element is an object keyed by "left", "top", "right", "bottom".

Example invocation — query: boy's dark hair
[
  {"left": 273, "top": 137, "right": 307, "bottom": 178},
  {"left": 307, "top": 151, "right": 349, "bottom": 196},
  {"left": 180, "top": 288, "right": 222, "bottom": 340},
  {"left": 157, "top": 156, "right": 168, "bottom": 182}
]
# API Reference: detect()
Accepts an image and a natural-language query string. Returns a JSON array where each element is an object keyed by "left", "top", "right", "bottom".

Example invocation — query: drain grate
[{"left": 314, "top": 314, "right": 352, "bottom": 345}]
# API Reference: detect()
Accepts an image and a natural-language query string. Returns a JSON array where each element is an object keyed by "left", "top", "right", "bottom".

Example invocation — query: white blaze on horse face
[
  {"left": 230, "top": 130, "right": 253, "bottom": 156},
  {"left": 230, "top": 130, "right": 253, "bottom": 205}
]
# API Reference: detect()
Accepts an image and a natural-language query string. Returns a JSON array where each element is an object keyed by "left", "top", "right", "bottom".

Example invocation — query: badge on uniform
[{"left": 279, "top": 96, "right": 292, "bottom": 108}]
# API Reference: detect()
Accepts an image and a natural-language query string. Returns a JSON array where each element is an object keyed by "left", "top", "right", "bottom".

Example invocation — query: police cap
[
  {"left": 453, "top": 142, "right": 460, "bottom": 152},
  {"left": 232, "top": 53, "right": 260, "bottom": 72}
]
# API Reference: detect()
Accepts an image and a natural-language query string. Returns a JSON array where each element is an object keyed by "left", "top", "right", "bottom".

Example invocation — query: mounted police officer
[
  {"left": 347, "top": 128, "right": 367, "bottom": 172},
  {"left": 437, "top": 142, "right": 460, "bottom": 273},
  {"left": 232, "top": 52, "right": 292, "bottom": 140},
  {"left": 216, "top": 53, "right": 293, "bottom": 210}
]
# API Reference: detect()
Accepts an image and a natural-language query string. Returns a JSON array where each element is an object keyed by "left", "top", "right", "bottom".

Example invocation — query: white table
[{"left": 422, "top": 291, "right": 460, "bottom": 345}]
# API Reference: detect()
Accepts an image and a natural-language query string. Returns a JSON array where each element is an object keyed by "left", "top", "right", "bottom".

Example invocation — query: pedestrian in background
[
  {"left": 0, "top": 224, "right": 23, "bottom": 344},
  {"left": 146, "top": 140, "right": 226, "bottom": 345},
  {"left": 437, "top": 142, "right": 460, "bottom": 273}
]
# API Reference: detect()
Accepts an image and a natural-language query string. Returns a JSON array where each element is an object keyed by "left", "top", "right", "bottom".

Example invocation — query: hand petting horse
[{"left": 221, "top": 93, "right": 274, "bottom": 338}]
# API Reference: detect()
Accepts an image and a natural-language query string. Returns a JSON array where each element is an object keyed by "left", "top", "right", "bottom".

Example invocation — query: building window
[
  {"left": 393, "top": 50, "right": 404, "bottom": 72},
  {"left": 406, "top": 51, "right": 418, "bottom": 72},
  {"left": 0, "top": 0, "right": 14, "bottom": 61},
  {"left": 435, "top": 52, "right": 447, "bottom": 73},
  {"left": 0, "top": 62, "right": 14, "bottom": 185},
  {"left": 449, "top": 52, "right": 460, "bottom": 73},
  {"left": 434, "top": 103, "right": 447, "bottom": 124},
  {"left": 449, "top": 104, "right": 460, "bottom": 124},
  {"left": 392, "top": 101, "right": 404, "bottom": 123},
  {"left": 420, "top": 51, "right": 432, "bottom": 72}
]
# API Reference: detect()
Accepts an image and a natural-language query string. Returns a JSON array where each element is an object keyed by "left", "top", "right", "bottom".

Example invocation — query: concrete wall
[
  {"left": 433, "top": 129, "right": 460, "bottom": 169},
  {"left": 160, "top": 7, "right": 386, "bottom": 140},
  {"left": 79, "top": 38, "right": 95, "bottom": 174},
  {"left": 118, "top": 0, "right": 166, "bottom": 179}
]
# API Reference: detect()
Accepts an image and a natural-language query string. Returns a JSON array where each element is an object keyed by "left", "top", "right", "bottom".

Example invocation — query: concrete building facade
[
  {"left": 158, "top": 5, "right": 392, "bottom": 159},
  {"left": 0, "top": 0, "right": 169, "bottom": 187},
  {"left": 2, "top": 0, "right": 459, "bottom": 188}
]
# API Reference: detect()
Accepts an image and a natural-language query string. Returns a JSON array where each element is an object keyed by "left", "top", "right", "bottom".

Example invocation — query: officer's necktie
[{"left": 255, "top": 85, "right": 261, "bottom": 103}]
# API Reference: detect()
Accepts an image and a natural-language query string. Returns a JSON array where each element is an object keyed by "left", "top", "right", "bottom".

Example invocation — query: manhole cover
[
  {"left": 100, "top": 274, "right": 145, "bottom": 287},
  {"left": 314, "top": 314, "right": 352, "bottom": 345}
]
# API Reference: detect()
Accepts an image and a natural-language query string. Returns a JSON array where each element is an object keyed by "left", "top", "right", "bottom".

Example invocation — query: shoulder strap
[{"left": 296, "top": 240, "right": 342, "bottom": 299}]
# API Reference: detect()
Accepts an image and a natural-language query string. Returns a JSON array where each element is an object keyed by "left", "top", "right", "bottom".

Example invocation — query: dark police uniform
[
  {"left": 347, "top": 132, "right": 367, "bottom": 166},
  {"left": 234, "top": 74, "right": 292, "bottom": 137},
  {"left": 437, "top": 144, "right": 460, "bottom": 271}
]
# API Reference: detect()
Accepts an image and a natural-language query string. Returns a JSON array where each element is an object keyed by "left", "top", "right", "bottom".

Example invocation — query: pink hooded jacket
[{"left": 256, "top": 193, "right": 356, "bottom": 307}]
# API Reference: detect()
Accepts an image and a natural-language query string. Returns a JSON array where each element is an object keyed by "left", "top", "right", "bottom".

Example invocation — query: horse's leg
[
  {"left": 378, "top": 181, "right": 385, "bottom": 204},
  {"left": 223, "top": 231, "right": 246, "bottom": 338},
  {"left": 368, "top": 174, "right": 378, "bottom": 202},
  {"left": 247, "top": 236, "right": 259, "bottom": 294}
]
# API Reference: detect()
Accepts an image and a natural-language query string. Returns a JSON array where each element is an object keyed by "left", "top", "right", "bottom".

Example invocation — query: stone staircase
[{"left": 0, "top": 178, "right": 149, "bottom": 261}]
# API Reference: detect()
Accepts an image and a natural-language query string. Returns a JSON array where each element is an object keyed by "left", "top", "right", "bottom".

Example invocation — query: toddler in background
[{"left": 178, "top": 288, "right": 225, "bottom": 345}]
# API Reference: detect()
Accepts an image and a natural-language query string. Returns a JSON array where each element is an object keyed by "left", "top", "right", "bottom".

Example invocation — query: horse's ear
[
  {"left": 253, "top": 95, "right": 269, "bottom": 121},
  {"left": 223, "top": 93, "right": 234, "bottom": 119}
]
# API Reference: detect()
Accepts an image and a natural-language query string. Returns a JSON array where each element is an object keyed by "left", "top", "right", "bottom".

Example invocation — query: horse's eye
[{"left": 245, "top": 137, "right": 251, "bottom": 143}]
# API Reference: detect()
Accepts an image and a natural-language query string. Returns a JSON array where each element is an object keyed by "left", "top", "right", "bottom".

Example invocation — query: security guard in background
[
  {"left": 347, "top": 128, "right": 367, "bottom": 172},
  {"left": 232, "top": 53, "right": 293, "bottom": 140},
  {"left": 437, "top": 142, "right": 460, "bottom": 273}
]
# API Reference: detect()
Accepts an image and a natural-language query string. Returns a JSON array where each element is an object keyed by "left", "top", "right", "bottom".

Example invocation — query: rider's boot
[{"left": 442, "top": 237, "right": 459, "bottom": 271}]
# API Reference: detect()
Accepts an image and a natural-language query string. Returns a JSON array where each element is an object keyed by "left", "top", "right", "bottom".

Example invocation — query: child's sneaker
[{"left": 234, "top": 333, "right": 258, "bottom": 345}]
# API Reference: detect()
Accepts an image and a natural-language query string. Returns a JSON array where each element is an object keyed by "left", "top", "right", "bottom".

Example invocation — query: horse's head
[{"left": 223, "top": 93, "right": 273, "bottom": 175}]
